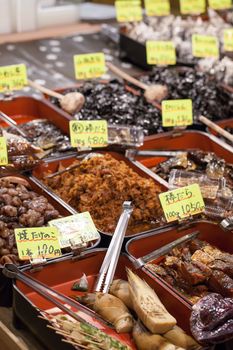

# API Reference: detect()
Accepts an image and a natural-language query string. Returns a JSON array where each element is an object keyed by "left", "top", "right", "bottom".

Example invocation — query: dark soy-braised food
[
  {"left": 50, "top": 80, "right": 163, "bottom": 136},
  {"left": 140, "top": 68, "right": 233, "bottom": 122},
  {"left": 0, "top": 177, "right": 60, "bottom": 264}
]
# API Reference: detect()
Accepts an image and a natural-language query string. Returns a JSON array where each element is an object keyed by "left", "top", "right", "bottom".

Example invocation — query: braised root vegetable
[
  {"left": 133, "top": 321, "right": 185, "bottom": 350},
  {"left": 164, "top": 326, "right": 201, "bottom": 350},
  {"left": 127, "top": 269, "right": 176, "bottom": 334},
  {"left": 78, "top": 292, "right": 134, "bottom": 333},
  {"left": 110, "top": 279, "right": 133, "bottom": 310}
]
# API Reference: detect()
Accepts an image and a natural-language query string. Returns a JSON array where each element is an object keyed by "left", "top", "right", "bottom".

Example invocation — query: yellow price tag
[
  {"left": 0, "top": 137, "right": 8, "bottom": 165},
  {"left": 49, "top": 212, "right": 100, "bottom": 248},
  {"left": 0, "top": 64, "right": 27, "bottom": 92},
  {"left": 208, "top": 0, "right": 232, "bottom": 10},
  {"left": 224, "top": 29, "right": 233, "bottom": 51},
  {"left": 74, "top": 53, "right": 106, "bottom": 80},
  {"left": 162, "top": 99, "right": 193, "bottom": 127},
  {"left": 70, "top": 120, "right": 108, "bottom": 148},
  {"left": 15, "top": 227, "right": 61, "bottom": 261},
  {"left": 146, "top": 41, "right": 176, "bottom": 65},
  {"left": 192, "top": 34, "right": 219, "bottom": 58},
  {"left": 179, "top": 0, "right": 206, "bottom": 14},
  {"left": 159, "top": 184, "right": 205, "bottom": 223},
  {"left": 145, "top": 0, "right": 171, "bottom": 16},
  {"left": 115, "top": 0, "right": 142, "bottom": 22}
]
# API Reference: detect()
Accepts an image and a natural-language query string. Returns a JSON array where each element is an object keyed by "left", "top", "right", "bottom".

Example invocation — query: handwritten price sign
[
  {"left": 192, "top": 34, "right": 219, "bottom": 58},
  {"left": 49, "top": 212, "right": 100, "bottom": 248},
  {"left": 179, "top": 0, "right": 206, "bottom": 14},
  {"left": 145, "top": 0, "right": 170, "bottom": 16},
  {"left": 146, "top": 41, "right": 176, "bottom": 65},
  {"left": 0, "top": 137, "right": 8, "bottom": 165},
  {"left": 115, "top": 0, "right": 142, "bottom": 22},
  {"left": 74, "top": 53, "right": 106, "bottom": 80},
  {"left": 159, "top": 184, "right": 205, "bottom": 223},
  {"left": 70, "top": 120, "right": 108, "bottom": 148},
  {"left": 0, "top": 64, "right": 27, "bottom": 92},
  {"left": 162, "top": 99, "right": 193, "bottom": 127},
  {"left": 208, "top": 0, "right": 232, "bottom": 10},
  {"left": 15, "top": 227, "right": 61, "bottom": 261},
  {"left": 224, "top": 29, "right": 233, "bottom": 51}
]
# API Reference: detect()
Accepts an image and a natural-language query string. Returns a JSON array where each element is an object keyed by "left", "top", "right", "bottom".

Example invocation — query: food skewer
[
  {"left": 133, "top": 231, "right": 199, "bottom": 269},
  {"left": 94, "top": 201, "right": 133, "bottom": 293},
  {"left": 28, "top": 79, "right": 85, "bottom": 115},
  {"left": 106, "top": 62, "right": 167, "bottom": 107},
  {"left": 199, "top": 115, "right": 233, "bottom": 144}
]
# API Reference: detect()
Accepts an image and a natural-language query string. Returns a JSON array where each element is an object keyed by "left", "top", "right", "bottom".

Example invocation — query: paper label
[
  {"left": 145, "top": 0, "right": 170, "bottom": 16},
  {"left": 192, "top": 34, "right": 219, "bottom": 58},
  {"left": 0, "top": 137, "right": 8, "bottom": 165},
  {"left": 15, "top": 227, "right": 61, "bottom": 261},
  {"left": 224, "top": 29, "right": 233, "bottom": 51},
  {"left": 162, "top": 99, "right": 193, "bottom": 127},
  {"left": 49, "top": 212, "right": 100, "bottom": 248},
  {"left": 180, "top": 0, "right": 206, "bottom": 14},
  {"left": 115, "top": 0, "right": 142, "bottom": 22},
  {"left": 146, "top": 41, "right": 176, "bottom": 65},
  {"left": 208, "top": 0, "right": 232, "bottom": 10},
  {"left": 0, "top": 64, "right": 27, "bottom": 92},
  {"left": 159, "top": 184, "right": 205, "bottom": 223},
  {"left": 74, "top": 53, "right": 106, "bottom": 80},
  {"left": 70, "top": 120, "right": 108, "bottom": 148}
]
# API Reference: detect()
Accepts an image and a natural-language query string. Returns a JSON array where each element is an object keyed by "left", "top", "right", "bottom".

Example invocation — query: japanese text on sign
[
  {"left": 192, "top": 34, "right": 219, "bottom": 58},
  {"left": 179, "top": 0, "right": 206, "bottom": 14},
  {"left": 115, "top": 0, "right": 142, "bottom": 22},
  {"left": 146, "top": 41, "right": 176, "bottom": 66},
  {"left": 74, "top": 53, "right": 106, "bottom": 80},
  {"left": 0, "top": 137, "right": 8, "bottom": 165},
  {"left": 15, "top": 227, "right": 61, "bottom": 261},
  {"left": 224, "top": 29, "right": 233, "bottom": 52},
  {"left": 208, "top": 0, "right": 232, "bottom": 10},
  {"left": 162, "top": 99, "right": 193, "bottom": 127},
  {"left": 159, "top": 184, "right": 205, "bottom": 223},
  {"left": 0, "top": 64, "right": 27, "bottom": 92},
  {"left": 145, "top": 0, "right": 170, "bottom": 16},
  {"left": 69, "top": 120, "right": 108, "bottom": 148},
  {"left": 49, "top": 212, "right": 100, "bottom": 248}
]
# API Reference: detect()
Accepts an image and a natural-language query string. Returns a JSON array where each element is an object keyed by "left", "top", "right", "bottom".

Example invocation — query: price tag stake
[
  {"left": 192, "top": 34, "right": 219, "bottom": 58},
  {"left": 0, "top": 137, "right": 8, "bottom": 165},
  {"left": 15, "top": 227, "right": 61, "bottom": 261},
  {"left": 159, "top": 184, "right": 205, "bottom": 223},
  {"left": 74, "top": 53, "right": 106, "bottom": 80},
  {"left": 145, "top": 0, "right": 170, "bottom": 16},
  {"left": 49, "top": 212, "right": 100, "bottom": 248},
  {"left": 70, "top": 120, "right": 108, "bottom": 148},
  {"left": 162, "top": 99, "right": 193, "bottom": 127},
  {"left": 115, "top": 0, "right": 142, "bottom": 22},
  {"left": 0, "top": 64, "right": 27, "bottom": 92},
  {"left": 146, "top": 41, "right": 176, "bottom": 66}
]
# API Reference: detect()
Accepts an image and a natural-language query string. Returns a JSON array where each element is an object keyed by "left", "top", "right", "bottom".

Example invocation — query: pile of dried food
[
  {"left": 0, "top": 177, "right": 60, "bottom": 264},
  {"left": 43, "top": 154, "right": 162, "bottom": 235},
  {"left": 50, "top": 80, "right": 163, "bottom": 136},
  {"left": 147, "top": 238, "right": 233, "bottom": 304},
  {"left": 139, "top": 68, "right": 233, "bottom": 122}
]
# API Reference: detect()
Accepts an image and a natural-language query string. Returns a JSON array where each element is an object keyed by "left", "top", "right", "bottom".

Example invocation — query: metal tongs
[
  {"left": 125, "top": 149, "right": 187, "bottom": 161},
  {"left": 0, "top": 111, "right": 29, "bottom": 139},
  {"left": 94, "top": 201, "right": 133, "bottom": 293},
  {"left": 220, "top": 216, "right": 233, "bottom": 232},
  {"left": 3, "top": 263, "right": 113, "bottom": 328},
  {"left": 133, "top": 231, "right": 199, "bottom": 269}
]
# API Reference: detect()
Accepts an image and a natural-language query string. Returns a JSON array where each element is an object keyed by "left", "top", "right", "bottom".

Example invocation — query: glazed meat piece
[
  {"left": 44, "top": 154, "right": 162, "bottom": 234},
  {"left": 208, "top": 270, "right": 233, "bottom": 298},
  {"left": 178, "top": 262, "right": 207, "bottom": 286},
  {"left": 209, "top": 260, "right": 233, "bottom": 278},
  {"left": 0, "top": 177, "right": 60, "bottom": 265}
]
